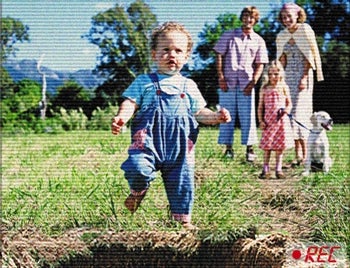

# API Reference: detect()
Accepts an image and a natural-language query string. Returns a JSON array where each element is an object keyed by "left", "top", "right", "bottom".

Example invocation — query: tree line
[{"left": 1, "top": 0, "right": 349, "bottom": 133}]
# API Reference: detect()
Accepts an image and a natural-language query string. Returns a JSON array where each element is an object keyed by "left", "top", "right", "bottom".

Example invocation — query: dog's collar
[{"left": 310, "top": 130, "right": 322, "bottom": 134}]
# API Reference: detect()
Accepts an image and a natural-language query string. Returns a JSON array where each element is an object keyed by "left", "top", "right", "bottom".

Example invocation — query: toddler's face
[
  {"left": 152, "top": 31, "right": 189, "bottom": 75},
  {"left": 280, "top": 9, "right": 298, "bottom": 29}
]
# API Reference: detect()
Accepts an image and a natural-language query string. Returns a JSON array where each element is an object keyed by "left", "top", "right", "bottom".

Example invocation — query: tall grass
[
  {"left": 297, "top": 125, "right": 350, "bottom": 256},
  {"left": 2, "top": 125, "right": 349, "bottom": 254}
]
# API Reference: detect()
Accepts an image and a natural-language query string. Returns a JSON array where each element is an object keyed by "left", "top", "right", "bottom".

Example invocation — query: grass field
[{"left": 2, "top": 124, "right": 350, "bottom": 261}]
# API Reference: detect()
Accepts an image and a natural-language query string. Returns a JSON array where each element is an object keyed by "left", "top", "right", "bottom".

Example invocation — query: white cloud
[
  {"left": 82, "top": 47, "right": 98, "bottom": 56},
  {"left": 95, "top": 2, "right": 114, "bottom": 11}
]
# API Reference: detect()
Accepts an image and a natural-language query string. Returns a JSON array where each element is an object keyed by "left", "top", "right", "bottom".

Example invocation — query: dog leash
[{"left": 277, "top": 108, "right": 314, "bottom": 133}]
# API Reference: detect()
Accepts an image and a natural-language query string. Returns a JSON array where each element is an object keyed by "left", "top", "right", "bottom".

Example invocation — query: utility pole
[{"left": 37, "top": 54, "right": 47, "bottom": 120}]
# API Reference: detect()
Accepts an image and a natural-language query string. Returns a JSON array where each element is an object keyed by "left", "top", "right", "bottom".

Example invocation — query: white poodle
[{"left": 302, "top": 111, "right": 333, "bottom": 176}]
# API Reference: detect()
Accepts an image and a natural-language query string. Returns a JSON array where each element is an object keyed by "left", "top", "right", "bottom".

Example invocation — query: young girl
[
  {"left": 257, "top": 60, "right": 293, "bottom": 179},
  {"left": 111, "top": 22, "right": 231, "bottom": 228},
  {"left": 276, "top": 3, "right": 323, "bottom": 166}
]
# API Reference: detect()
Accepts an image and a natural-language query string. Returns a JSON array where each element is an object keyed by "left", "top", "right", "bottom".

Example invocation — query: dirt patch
[
  {"left": 2, "top": 226, "right": 299, "bottom": 268},
  {"left": 1, "top": 226, "right": 89, "bottom": 268},
  {"left": 238, "top": 164, "right": 316, "bottom": 239}
]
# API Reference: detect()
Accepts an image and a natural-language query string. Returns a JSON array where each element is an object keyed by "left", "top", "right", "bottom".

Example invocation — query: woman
[{"left": 276, "top": 3, "right": 323, "bottom": 166}]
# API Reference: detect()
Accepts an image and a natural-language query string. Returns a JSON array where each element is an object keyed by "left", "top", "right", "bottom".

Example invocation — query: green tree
[
  {"left": 303, "top": 0, "right": 350, "bottom": 45},
  {"left": 0, "top": 66, "right": 16, "bottom": 100},
  {"left": 51, "top": 80, "right": 91, "bottom": 114},
  {"left": 84, "top": 0, "right": 157, "bottom": 108},
  {"left": 1, "top": 16, "right": 30, "bottom": 60},
  {"left": 314, "top": 40, "right": 350, "bottom": 122},
  {"left": 8, "top": 79, "right": 41, "bottom": 114},
  {"left": 1, "top": 17, "right": 30, "bottom": 104},
  {"left": 1, "top": 79, "right": 41, "bottom": 128}
]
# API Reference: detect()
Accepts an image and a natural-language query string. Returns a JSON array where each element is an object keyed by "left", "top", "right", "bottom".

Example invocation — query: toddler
[{"left": 111, "top": 22, "right": 231, "bottom": 228}]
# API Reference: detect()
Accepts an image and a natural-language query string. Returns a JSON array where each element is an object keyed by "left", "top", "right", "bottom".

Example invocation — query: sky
[{"left": 3, "top": 0, "right": 280, "bottom": 72}]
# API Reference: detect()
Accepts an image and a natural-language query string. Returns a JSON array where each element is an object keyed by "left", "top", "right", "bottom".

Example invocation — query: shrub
[
  {"left": 58, "top": 107, "right": 88, "bottom": 131},
  {"left": 88, "top": 104, "right": 119, "bottom": 130}
]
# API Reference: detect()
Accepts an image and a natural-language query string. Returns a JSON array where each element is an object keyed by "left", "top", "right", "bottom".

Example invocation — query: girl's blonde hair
[
  {"left": 278, "top": 3, "right": 307, "bottom": 24},
  {"left": 150, "top": 21, "right": 193, "bottom": 54},
  {"left": 261, "top": 60, "right": 288, "bottom": 96}
]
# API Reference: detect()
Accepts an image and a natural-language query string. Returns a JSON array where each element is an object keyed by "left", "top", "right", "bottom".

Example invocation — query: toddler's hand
[{"left": 111, "top": 117, "right": 125, "bottom": 135}]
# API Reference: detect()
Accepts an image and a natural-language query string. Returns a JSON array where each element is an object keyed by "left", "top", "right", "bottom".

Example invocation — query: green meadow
[{"left": 2, "top": 125, "right": 349, "bottom": 257}]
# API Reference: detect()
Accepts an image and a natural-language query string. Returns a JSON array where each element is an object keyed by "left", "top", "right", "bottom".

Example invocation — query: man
[{"left": 214, "top": 6, "right": 268, "bottom": 161}]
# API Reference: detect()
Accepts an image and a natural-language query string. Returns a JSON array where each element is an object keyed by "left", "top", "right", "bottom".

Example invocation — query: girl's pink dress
[{"left": 259, "top": 86, "right": 293, "bottom": 151}]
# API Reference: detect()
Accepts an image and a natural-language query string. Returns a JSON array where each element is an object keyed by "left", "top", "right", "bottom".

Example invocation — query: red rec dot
[{"left": 292, "top": 249, "right": 302, "bottom": 259}]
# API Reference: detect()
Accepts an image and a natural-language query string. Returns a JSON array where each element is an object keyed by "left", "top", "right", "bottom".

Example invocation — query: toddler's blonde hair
[{"left": 150, "top": 21, "right": 193, "bottom": 54}]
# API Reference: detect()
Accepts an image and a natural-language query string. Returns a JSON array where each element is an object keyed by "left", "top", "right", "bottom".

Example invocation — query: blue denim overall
[{"left": 121, "top": 73, "right": 199, "bottom": 220}]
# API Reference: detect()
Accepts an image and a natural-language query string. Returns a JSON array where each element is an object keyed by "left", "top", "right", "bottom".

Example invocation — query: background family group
[{"left": 111, "top": 3, "right": 323, "bottom": 228}]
